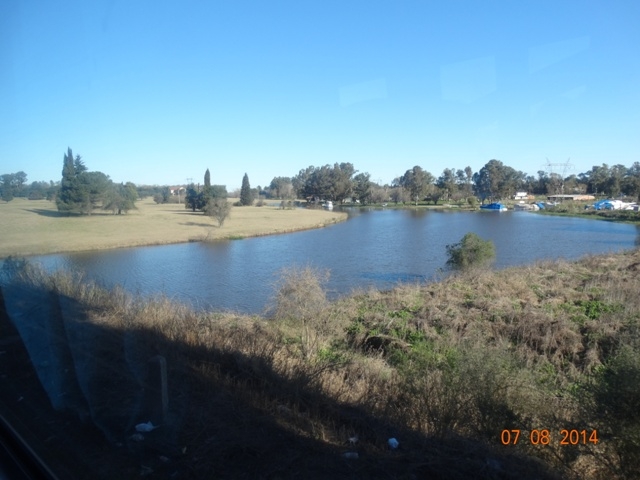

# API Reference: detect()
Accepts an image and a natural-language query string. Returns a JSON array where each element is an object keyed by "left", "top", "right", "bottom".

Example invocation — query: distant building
[
  {"left": 170, "top": 186, "right": 186, "bottom": 196},
  {"left": 513, "top": 191, "right": 529, "bottom": 200},
  {"left": 513, "top": 191, "right": 537, "bottom": 201}
]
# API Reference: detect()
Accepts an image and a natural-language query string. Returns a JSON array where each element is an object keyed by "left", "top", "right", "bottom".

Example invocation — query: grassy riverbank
[
  {"left": 537, "top": 202, "right": 640, "bottom": 223},
  {"left": 1, "top": 247, "right": 639, "bottom": 479},
  {"left": 0, "top": 197, "right": 347, "bottom": 258}
]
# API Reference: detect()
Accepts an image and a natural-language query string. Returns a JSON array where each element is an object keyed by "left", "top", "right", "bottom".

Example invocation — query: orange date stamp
[{"left": 501, "top": 429, "right": 599, "bottom": 446}]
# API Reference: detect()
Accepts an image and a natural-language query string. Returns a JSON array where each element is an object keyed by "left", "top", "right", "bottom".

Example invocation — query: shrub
[
  {"left": 204, "top": 198, "right": 231, "bottom": 227},
  {"left": 268, "top": 266, "right": 330, "bottom": 359},
  {"left": 577, "top": 346, "right": 640, "bottom": 477},
  {"left": 445, "top": 232, "right": 496, "bottom": 270}
]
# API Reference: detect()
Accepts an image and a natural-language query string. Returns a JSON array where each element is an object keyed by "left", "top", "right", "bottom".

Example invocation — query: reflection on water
[{"left": 16, "top": 210, "right": 640, "bottom": 314}]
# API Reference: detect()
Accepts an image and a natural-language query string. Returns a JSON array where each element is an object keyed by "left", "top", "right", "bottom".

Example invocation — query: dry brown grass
[
  {"left": 0, "top": 197, "right": 347, "bottom": 258},
  {"left": 2, "top": 248, "right": 639, "bottom": 479}
]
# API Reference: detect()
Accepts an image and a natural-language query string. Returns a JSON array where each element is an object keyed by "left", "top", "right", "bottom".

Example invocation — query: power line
[{"left": 543, "top": 158, "right": 574, "bottom": 195}]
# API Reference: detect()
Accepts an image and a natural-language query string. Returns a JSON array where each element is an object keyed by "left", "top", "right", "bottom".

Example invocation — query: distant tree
[
  {"left": 608, "top": 164, "right": 627, "bottom": 198},
  {"left": 1, "top": 185, "right": 13, "bottom": 202},
  {"left": 473, "top": 159, "right": 523, "bottom": 202},
  {"left": 446, "top": 232, "right": 496, "bottom": 271},
  {"left": 370, "top": 184, "right": 389, "bottom": 204},
  {"left": 103, "top": 182, "right": 137, "bottom": 214},
  {"left": 56, "top": 148, "right": 111, "bottom": 214},
  {"left": 437, "top": 168, "right": 457, "bottom": 201},
  {"left": 185, "top": 185, "right": 205, "bottom": 211},
  {"left": 153, "top": 187, "right": 171, "bottom": 204},
  {"left": 204, "top": 197, "right": 231, "bottom": 226},
  {"left": 203, "top": 168, "right": 212, "bottom": 199},
  {"left": 293, "top": 166, "right": 315, "bottom": 199},
  {"left": 0, "top": 173, "right": 18, "bottom": 202},
  {"left": 76, "top": 171, "right": 111, "bottom": 214},
  {"left": 563, "top": 175, "right": 585, "bottom": 195},
  {"left": 302, "top": 165, "right": 333, "bottom": 201},
  {"left": 331, "top": 163, "right": 355, "bottom": 204},
  {"left": 210, "top": 185, "right": 228, "bottom": 200},
  {"left": 428, "top": 186, "right": 444, "bottom": 205},
  {"left": 240, "top": 173, "right": 254, "bottom": 205},
  {"left": 57, "top": 148, "right": 83, "bottom": 213},
  {"left": 400, "top": 166, "right": 434, "bottom": 205},
  {"left": 583, "top": 164, "right": 611, "bottom": 196},
  {"left": 352, "top": 172, "right": 372, "bottom": 204},
  {"left": 390, "top": 180, "right": 409, "bottom": 204},
  {"left": 269, "top": 176, "right": 293, "bottom": 199},
  {"left": 3, "top": 171, "right": 28, "bottom": 198},
  {"left": 546, "top": 173, "right": 563, "bottom": 195},
  {"left": 622, "top": 162, "right": 640, "bottom": 200},
  {"left": 74, "top": 156, "right": 87, "bottom": 174}
]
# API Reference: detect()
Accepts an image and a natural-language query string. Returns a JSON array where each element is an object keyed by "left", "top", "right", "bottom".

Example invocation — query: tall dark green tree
[
  {"left": 57, "top": 147, "right": 82, "bottom": 213},
  {"left": 56, "top": 148, "right": 111, "bottom": 214},
  {"left": 240, "top": 173, "right": 254, "bottom": 206},
  {"left": 203, "top": 168, "right": 212, "bottom": 198},
  {"left": 185, "top": 185, "right": 204, "bottom": 212},
  {"left": 352, "top": 172, "right": 372, "bottom": 204}
]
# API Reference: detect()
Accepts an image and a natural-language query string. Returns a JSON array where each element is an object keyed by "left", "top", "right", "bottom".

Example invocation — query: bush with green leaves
[{"left": 445, "top": 232, "right": 496, "bottom": 270}]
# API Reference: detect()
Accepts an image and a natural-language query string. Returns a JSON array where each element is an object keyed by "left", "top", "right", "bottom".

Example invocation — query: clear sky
[{"left": 2, "top": 0, "right": 639, "bottom": 190}]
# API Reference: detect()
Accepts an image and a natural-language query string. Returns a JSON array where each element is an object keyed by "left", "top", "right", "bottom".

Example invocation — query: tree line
[
  {"left": 0, "top": 171, "right": 58, "bottom": 202},
  {"left": 4, "top": 153, "right": 639, "bottom": 210},
  {"left": 261, "top": 159, "right": 640, "bottom": 205}
]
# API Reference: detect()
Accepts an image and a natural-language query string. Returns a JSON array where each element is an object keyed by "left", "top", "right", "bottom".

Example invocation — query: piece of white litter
[
  {"left": 388, "top": 437, "right": 399, "bottom": 449},
  {"left": 135, "top": 421, "right": 159, "bottom": 432},
  {"left": 348, "top": 435, "right": 359, "bottom": 445}
]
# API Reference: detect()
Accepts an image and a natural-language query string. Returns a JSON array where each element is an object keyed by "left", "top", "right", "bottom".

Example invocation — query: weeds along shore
[{"left": 1, "top": 249, "right": 639, "bottom": 479}]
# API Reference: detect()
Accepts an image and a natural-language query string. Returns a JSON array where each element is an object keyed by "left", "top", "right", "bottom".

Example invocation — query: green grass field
[{"left": 0, "top": 197, "right": 347, "bottom": 258}]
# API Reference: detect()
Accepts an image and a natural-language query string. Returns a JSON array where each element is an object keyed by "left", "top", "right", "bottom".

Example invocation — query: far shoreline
[{"left": 0, "top": 198, "right": 348, "bottom": 259}]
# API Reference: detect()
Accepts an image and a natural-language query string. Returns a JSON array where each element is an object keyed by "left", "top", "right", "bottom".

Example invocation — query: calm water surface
[{"left": 26, "top": 210, "right": 640, "bottom": 314}]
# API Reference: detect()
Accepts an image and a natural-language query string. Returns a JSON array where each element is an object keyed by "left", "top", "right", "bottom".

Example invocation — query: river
[{"left": 21, "top": 209, "right": 640, "bottom": 314}]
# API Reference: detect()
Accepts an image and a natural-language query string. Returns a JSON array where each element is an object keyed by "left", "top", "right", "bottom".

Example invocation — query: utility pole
[{"left": 543, "top": 158, "right": 574, "bottom": 197}]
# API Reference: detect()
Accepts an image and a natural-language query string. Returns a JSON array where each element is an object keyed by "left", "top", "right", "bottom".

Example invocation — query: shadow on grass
[
  {"left": 0, "top": 282, "right": 562, "bottom": 480},
  {"left": 24, "top": 209, "right": 113, "bottom": 218},
  {"left": 179, "top": 222, "right": 212, "bottom": 228},
  {"left": 24, "top": 208, "right": 69, "bottom": 218}
]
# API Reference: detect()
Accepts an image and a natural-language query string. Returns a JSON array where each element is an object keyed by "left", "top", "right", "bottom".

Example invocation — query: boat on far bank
[
  {"left": 323, "top": 201, "right": 334, "bottom": 210},
  {"left": 513, "top": 203, "right": 540, "bottom": 211},
  {"left": 480, "top": 202, "right": 507, "bottom": 211}
]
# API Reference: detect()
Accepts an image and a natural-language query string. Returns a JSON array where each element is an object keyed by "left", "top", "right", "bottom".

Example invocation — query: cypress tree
[
  {"left": 203, "top": 168, "right": 212, "bottom": 200},
  {"left": 56, "top": 148, "right": 78, "bottom": 213},
  {"left": 240, "top": 173, "right": 253, "bottom": 206}
]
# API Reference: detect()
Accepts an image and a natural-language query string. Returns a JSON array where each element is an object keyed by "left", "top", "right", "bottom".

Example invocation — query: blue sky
[{"left": 2, "top": 0, "right": 639, "bottom": 190}]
